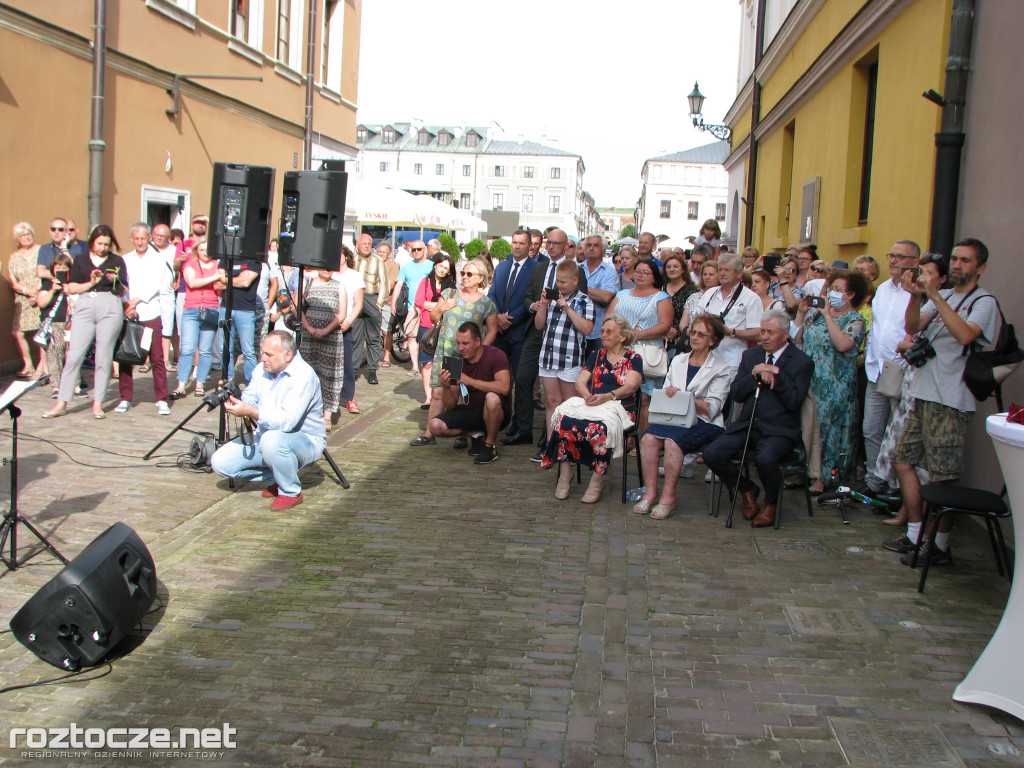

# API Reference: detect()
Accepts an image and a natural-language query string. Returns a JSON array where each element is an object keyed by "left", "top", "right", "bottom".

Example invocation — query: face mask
[{"left": 827, "top": 290, "right": 846, "bottom": 309}]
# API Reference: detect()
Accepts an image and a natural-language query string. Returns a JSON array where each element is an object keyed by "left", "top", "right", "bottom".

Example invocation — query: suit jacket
[
  {"left": 724, "top": 343, "right": 813, "bottom": 442},
  {"left": 522, "top": 258, "right": 589, "bottom": 338},
  {"left": 664, "top": 350, "right": 734, "bottom": 428},
  {"left": 488, "top": 256, "right": 538, "bottom": 344}
]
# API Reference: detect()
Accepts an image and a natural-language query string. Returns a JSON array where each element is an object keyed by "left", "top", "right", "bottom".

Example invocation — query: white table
[{"left": 952, "top": 414, "right": 1024, "bottom": 720}]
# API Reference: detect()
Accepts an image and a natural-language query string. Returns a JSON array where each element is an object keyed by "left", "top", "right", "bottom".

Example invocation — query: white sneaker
[
  {"left": 704, "top": 469, "right": 714, "bottom": 483},
  {"left": 156, "top": 400, "right": 171, "bottom": 416},
  {"left": 114, "top": 400, "right": 132, "bottom": 413}
]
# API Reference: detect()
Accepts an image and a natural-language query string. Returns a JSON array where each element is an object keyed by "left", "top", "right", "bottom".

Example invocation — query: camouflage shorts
[{"left": 890, "top": 399, "right": 973, "bottom": 482}]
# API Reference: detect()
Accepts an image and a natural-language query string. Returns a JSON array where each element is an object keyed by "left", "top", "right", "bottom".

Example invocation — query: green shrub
[
  {"left": 464, "top": 238, "right": 486, "bottom": 259},
  {"left": 489, "top": 238, "right": 511, "bottom": 261},
  {"left": 619, "top": 223, "right": 636, "bottom": 239},
  {"left": 438, "top": 233, "right": 459, "bottom": 260}
]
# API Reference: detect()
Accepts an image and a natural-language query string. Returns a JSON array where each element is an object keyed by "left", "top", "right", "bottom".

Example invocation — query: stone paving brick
[{"left": 0, "top": 367, "right": 1019, "bottom": 766}]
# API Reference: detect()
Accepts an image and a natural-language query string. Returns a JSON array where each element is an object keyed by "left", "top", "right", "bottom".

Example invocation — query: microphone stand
[{"left": 725, "top": 377, "right": 763, "bottom": 529}]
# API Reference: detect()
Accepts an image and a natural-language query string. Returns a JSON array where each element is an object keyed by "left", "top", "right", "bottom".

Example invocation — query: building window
[
  {"left": 550, "top": 167, "right": 560, "bottom": 179},
  {"left": 435, "top": 163, "right": 444, "bottom": 175},
  {"left": 438, "top": 131, "right": 451, "bottom": 147},
  {"left": 715, "top": 203, "right": 726, "bottom": 221},
  {"left": 660, "top": 200, "right": 671, "bottom": 219},
  {"left": 230, "top": 0, "right": 248, "bottom": 40},
  {"left": 466, "top": 132, "right": 479, "bottom": 147},
  {"left": 460, "top": 193, "right": 471, "bottom": 210},
  {"left": 356, "top": 127, "right": 367, "bottom": 143},
  {"left": 492, "top": 193, "right": 504, "bottom": 210},
  {"left": 462, "top": 164, "right": 471, "bottom": 177},
  {"left": 549, "top": 196, "right": 560, "bottom": 214},
  {"left": 276, "top": 0, "right": 290, "bottom": 62},
  {"left": 523, "top": 166, "right": 534, "bottom": 179},
  {"left": 522, "top": 194, "right": 533, "bottom": 212},
  {"left": 414, "top": 163, "right": 423, "bottom": 175},
  {"left": 382, "top": 127, "right": 395, "bottom": 144},
  {"left": 321, "top": 0, "right": 342, "bottom": 91},
  {"left": 687, "top": 201, "right": 699, "bottom": 220},
  {"left": 418, "top": 130, "right": 431, "bottom": 146},
  {"left": 858, "top": 60, "right": 879, "bottom": 225},
  {"left": 379, "top": 161, "right": 388, "bottom": 172},
  {"left": 495, "top": 165, "right": 504, "bottom": 177}
]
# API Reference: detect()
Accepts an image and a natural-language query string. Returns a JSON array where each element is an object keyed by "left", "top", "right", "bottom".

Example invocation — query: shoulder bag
[
  {"left": 114, "top": 319, "right": 154, "bottom": 366},
  {"left": 962, "top": 295, "right": 1023, "bottom": 406},
  {"left": 648, "top": 387, "right": 696, "bottom": 428}
]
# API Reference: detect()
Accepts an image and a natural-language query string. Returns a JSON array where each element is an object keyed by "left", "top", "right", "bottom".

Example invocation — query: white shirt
[
  {"left": 153, "top": 243, "right": 177, "bottom": 294},
  {"left": 864, "top": 278, "right": 912, "bottom": 382},
  {"left": 393, "top": 246, "right": 412, "bottom": 267},
  {"left": 332, "top": 268, "right": 365, "bottom": 317},
  {"left": 242, "top": 351, "right": 326, "bottom": 452},
  {"left": 122, "top": 249, "right": 166, "bottom": 322},
  {"left": 697, "top": 283, "right": 763, "bottom": 368}
]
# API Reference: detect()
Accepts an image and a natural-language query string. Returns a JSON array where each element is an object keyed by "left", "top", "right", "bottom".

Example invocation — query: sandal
[
  {"left": 581, "top": 475, "right": 605, "bottom": 504},
  {"left": 409, "top": 435, "right": 436, "bottom": 446},
  {"left": 555, "top": 464, "right": 573, "bottom": 500},
  {"left": 380, "top": 361, "right": 392, "bottom": 368},
  {"left": 453, "top": 437, "right": 468, "bottom": 450},
  {"left": 195, "top": 384, "right": 205, "bottom": 397},
  {"left": 139, "top": 363, "right": 151, "bottom": 373},
  {"left": 632, "top": 500, "right": 654, "bottom": 516},
  {"left": 651, "top": 503, "right": 676, "bottom": 520}
]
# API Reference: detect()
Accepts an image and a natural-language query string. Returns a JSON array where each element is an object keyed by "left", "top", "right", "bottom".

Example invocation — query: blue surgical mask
[{"left": 827, "top": 290, "right": 846, "bottom": 309}]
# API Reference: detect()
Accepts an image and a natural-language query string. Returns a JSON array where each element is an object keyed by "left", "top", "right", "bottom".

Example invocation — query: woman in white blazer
[{"left": 635, "top": 314, "right": 734, "bottom": 519}]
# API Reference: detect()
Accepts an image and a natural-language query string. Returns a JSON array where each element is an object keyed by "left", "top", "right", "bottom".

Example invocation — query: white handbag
[
  {"left": 876, "top": 359, "right": 905, "bottom": 399},
  {"left": 648, "top": 387, "right": 696, "bottom": 428},
  {"left": 637, "top": 343, "right": 668, "bottom": 378}
]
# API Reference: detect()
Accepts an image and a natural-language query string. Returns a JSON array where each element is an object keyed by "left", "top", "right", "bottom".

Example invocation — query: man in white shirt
[
  {"left": 862, "top": 239, "right": 920, "bottom": 494},
  {"left": 150, "top": 224, "right": 178, "bottom": 371},
  {"left": 117, "top": 222, "right": 170, "bottom": 415},
  {"left": 393, "top": 238, "right": 412, "bottom": 267},
  {"left": 695, "top": 253, "right": 763, "bottom": 371}
]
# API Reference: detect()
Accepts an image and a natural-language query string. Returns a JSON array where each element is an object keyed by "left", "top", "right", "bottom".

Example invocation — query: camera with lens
[
  {"left": 806, "top": 296, "right": 826, "bottom": 309},
  {"left": 202, "top": 381, "right": 242, "bottom": 408},
  {"left": 901, "top": 337, "right": 936, "bottom": 368}
]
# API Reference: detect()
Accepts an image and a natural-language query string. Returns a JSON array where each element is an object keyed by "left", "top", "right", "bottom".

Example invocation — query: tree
[
  {"left": 438, "top": 233, "right": 459, "bottom": 260},
  {"left": 489, "top": 238, "right": 512, "bottom": 261},
  {"left": 619, "top": 223, "right": 636, "bottom": 239},
  {"left": 464, "top": 238, "right": 486, "bottom": 259}
]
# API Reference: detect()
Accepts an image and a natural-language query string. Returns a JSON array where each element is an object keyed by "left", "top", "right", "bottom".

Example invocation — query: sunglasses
[
  {"left": 50, "top": 226, "right": 66, "bottom": 232},
  {"left": 810, "top": 266, "right": 825, "bottom": 273},
  {"left": 460, "top": 270, "right": 479, "bottom": 277},
  {"left": 411, "top": 247, "right": 425, "bottom": 252}
]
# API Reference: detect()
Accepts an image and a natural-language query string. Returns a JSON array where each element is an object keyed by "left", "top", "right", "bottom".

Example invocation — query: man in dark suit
[
  {"left": 488, "top": 229, "right": 537, "bottom": 377},
  {"left": 502, "top": 228, "right": 588, "bottom": 450},
  {"left": 703, "top": 308, "right": 814, "bottom": 527}
]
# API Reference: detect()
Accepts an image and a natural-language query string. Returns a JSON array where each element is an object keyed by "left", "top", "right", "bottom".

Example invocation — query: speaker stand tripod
[{"left": 0, "top": 389, "right": 69, "bottom": 570}]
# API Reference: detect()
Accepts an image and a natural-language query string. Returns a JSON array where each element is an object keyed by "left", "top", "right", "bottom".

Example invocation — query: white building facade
[
  {"left": 637, "top": 141, "right": 731, "bottom": 243},
  {"left": 354, "top": 122, "right": 591, "bottom": 238}
]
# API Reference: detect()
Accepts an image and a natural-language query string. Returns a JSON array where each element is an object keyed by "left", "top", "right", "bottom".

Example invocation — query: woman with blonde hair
[{"left": 8, "top": 221, "right": 44, "bottom": 378}]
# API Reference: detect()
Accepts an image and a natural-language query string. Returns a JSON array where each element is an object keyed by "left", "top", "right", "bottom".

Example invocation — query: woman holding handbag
[
  {"left": 636, "top": 315, "right": 732, "bottom": 519},
  {"left": 413, "top": 254, "right": 456, "bottom": 409},
  {"left": 169, "top": 238, "right": 224, "bottom": 399},
  {"left": 607, "top": 260, "right": 672, "bottom": 435}
]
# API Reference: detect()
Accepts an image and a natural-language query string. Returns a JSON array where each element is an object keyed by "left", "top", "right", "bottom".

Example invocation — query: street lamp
[{"left": 687, "top": 81, "right": 732, "bottom": 142}]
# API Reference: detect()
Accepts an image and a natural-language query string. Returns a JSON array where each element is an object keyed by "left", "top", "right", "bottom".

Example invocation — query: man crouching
[{"left": 212, "top": 330, "right": 327, "bottom": 509}]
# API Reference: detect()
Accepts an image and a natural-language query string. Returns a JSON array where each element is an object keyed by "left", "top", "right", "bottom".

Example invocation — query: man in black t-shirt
[
  {"left": 411, "top": 322, "right": 511, "bottom": 464},
  {"left": 217, "top": 256, "right": 261, "bottom": 382}
]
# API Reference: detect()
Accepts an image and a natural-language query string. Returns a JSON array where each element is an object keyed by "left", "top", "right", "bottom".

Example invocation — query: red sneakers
[
  {"left": 262, "top": 484, "right": 279, "bottom": 498},
  {"left": 270, "top": 493, "right": 303, "bottom": 511}
]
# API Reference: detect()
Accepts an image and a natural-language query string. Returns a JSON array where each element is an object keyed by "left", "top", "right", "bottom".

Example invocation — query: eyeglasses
[
  {"left": 634, "top": 271, "right": 653, "bottom": 277},
  {"left": 460, "top": 270, "right": 479, "bottom": 277},
  {"left": 688, "top": 329, "right": 710, "bottom": 338},
  {"left": 411, "top": 247, "right": 425, "bottom": 252},
  {"left": 50, "top": 226, "right": 66, "bottom": 232},
  {"left": 547, "top": 240, "right": 567, "bottom": 245}
]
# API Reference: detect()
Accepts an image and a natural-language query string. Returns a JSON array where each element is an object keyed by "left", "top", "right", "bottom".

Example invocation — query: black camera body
[
  {"left": 807, "top": 296, "right": 826, "bottom": 309},
  {"left": 901, "top": 337, "right": 937, "bottom": 368},
  {"left": 544, "top": 287, "right": 559, "bottom": 301},
  {"left": 203, "top": 381, "right": 242, "bottom": 409}
]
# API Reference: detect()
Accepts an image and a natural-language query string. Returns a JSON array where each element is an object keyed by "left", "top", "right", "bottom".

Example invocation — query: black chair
[
  {"left": 907, "top": 484, "right": 1013, "bottom": 593},
  {"left": 548, "top": 399, "right": 640, "bottom": 504},
  {"left": 708, "top": 444, "right": 814, "bottom": 529}
]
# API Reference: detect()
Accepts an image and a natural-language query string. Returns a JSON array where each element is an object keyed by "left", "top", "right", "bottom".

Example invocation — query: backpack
[
  {"left": 962, "top": 295, "right": 1023, "bottom": 407},
  {"left": 393, "top": 282, "right": 409, "bottom": 321}
]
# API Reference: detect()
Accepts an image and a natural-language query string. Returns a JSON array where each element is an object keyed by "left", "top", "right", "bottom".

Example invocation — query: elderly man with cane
[{"left": 702, "top": 309, "right": 814, "bottom": 528}]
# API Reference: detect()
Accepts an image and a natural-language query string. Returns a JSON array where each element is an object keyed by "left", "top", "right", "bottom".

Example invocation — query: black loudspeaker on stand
[
  {"left": 209, "top": 163, "right": 275, "bottom": 261},
  {"left": 10, "top": 522, "right": 157, "bottom": 671},
  {"left": 278, "top": 169, "right": 348, "bottom": 271}
]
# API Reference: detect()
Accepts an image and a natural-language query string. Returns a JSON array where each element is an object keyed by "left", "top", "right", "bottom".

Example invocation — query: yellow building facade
[{"left": 725, "top": 0, "right": 952, "bottom": 272}]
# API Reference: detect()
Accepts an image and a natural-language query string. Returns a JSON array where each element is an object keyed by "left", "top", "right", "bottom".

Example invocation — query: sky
[{"left": 356, "top": 0, "right": 742, "bottom": 209}]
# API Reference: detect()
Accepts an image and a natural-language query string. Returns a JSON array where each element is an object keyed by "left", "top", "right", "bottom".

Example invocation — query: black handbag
[
  {"left": 419, "top": 322, "right": 442, "bottom": 356},
  {"left": 114, "top": 319, "right": 152, "bottom": 366},
  {"left": 199, "top": 306, "right": 219, "bottom": 329}
]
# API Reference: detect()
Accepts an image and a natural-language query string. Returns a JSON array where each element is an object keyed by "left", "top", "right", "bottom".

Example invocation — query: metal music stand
[{"left": 0, "top": 379, "right": 69, "bottom": 570}]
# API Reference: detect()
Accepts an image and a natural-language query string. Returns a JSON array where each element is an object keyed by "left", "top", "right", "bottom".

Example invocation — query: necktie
[
  {"left": 503, "top": 261, "right": 520, "bottom": 312},
  {"left": 546, "top": 262, "right": 557, "bottom": 288},
  {"left": 767, "top": 353, "right": 775, "bottom": 366}
]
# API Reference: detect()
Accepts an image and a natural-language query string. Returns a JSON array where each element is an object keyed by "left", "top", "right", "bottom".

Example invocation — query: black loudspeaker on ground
[
  {"left": 10, "top": 523, "right": 157, "bottom": 671},
  {"left": 278, "top": 169, "right": 348, "bottom": 271},
  {"left": 208, "top": 162, "right": 275, "bottom": 261}
]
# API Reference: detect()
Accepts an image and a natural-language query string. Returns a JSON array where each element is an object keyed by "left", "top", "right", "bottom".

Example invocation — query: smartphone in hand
[{"left": 544, "top": 287, "right": 559, "bottom": 301}]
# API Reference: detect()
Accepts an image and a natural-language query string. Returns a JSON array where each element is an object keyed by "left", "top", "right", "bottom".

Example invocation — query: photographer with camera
[
  {"left": 210, "top": 330, "right": 326, "bottom": 510},
  {"left": 882, "top": 238, "right": 1000, "bottom": 566}
]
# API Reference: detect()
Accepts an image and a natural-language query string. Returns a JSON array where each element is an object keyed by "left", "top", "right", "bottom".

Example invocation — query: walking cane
[{"left": 725, "top": 377, "right": 764, "bottom": 528}]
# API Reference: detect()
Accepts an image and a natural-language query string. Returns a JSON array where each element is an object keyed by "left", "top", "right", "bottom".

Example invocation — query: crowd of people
[{"left": 6, "top": 218, "right": 1005, "bottom": 564}]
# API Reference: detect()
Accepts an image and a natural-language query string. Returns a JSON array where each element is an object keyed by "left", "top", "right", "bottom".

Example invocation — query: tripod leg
[
  {"left": 320, "top": 448, "right": 350, "bottom": 489},
  {"left": 144, "top": 400, "right": 212, "bottom": 459}
]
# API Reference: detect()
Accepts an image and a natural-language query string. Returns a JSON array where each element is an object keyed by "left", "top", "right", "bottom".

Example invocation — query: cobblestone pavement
[{"left": 0, "top": 365, "right": 1022, "bottom": 767}]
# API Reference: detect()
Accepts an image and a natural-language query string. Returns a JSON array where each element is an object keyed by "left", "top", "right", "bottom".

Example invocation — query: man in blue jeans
[
  {"left": 211, "top": 331, "right": 327, "bottom": 510},
  {"left": 217, "top": 252, "right": 261, "bottom": 381}
]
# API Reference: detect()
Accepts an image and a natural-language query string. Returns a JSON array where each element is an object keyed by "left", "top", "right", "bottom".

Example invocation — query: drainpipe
[
  {"left": 302, "top": 0, "right": 317, "bottom": 170},
  {"left": 87, "top": 0, "right": 107, "bottom": 229},
  {"left": 928, "top": 0, "right": 974, "bottom": 257},
  {"left": 742, "top": 0, "right": 767, "bottom": 247}
]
